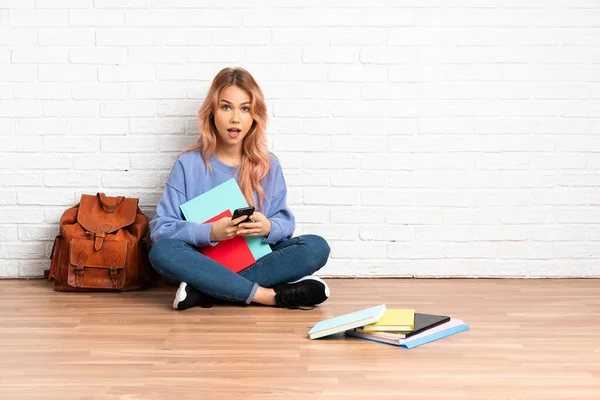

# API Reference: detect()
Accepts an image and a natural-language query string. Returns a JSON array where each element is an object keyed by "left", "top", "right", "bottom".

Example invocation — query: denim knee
[{"left": 302, "top": 234, "right": 331, "bottom": 269}]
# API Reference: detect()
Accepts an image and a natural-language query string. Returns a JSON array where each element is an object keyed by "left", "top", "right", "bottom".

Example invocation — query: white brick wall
[{"left": 1, "top": 1, "right": 599, "bottom": 278}]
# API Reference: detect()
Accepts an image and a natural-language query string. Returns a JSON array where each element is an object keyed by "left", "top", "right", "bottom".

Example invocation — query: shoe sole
[
  {"left": 173, "top": 282, "right": 188, "bottom": 309},
  {"left": 287, "top": 275, "right": 330, "bottom": 298}
]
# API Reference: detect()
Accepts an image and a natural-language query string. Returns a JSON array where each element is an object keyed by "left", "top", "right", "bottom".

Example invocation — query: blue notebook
[
  {"left": 179, "top": 178, "right": 271, "bottom": 260},
  {"left": 308, "top": 304, "right": 387, "bottom": 340},
  {"left": 346, "top": 321, "right": 470, "bottom": 349}
]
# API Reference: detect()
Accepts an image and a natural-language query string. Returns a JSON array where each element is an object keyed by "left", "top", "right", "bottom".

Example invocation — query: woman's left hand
[{"left": 236, "top": 211, "right": 271, "bottom": 237}]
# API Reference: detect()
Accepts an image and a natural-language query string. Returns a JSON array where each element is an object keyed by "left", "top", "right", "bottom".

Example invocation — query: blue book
[
  {"left": 308, "top": 304, "right": 387, "bottom": 340},
  {"left": 345, "top": 319, "right": 469, "bottom": 349},
  {"left": 179, "top": 178, "right": 271, "bottom": 260}
]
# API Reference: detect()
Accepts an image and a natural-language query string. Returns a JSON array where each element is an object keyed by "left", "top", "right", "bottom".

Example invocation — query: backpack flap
[
  {"left": 77, "top": 193, "right": 139, "bottom": 250},
  {"left": 68, "top": 238, "right": 127, "bottom": 289}
]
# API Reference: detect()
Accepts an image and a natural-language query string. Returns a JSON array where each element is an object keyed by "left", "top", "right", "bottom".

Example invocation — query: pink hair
[{"left": 181, "top": 67, "right": 270, "bottom": 210}]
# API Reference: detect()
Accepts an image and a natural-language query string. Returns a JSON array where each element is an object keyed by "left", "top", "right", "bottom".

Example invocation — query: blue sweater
[{"left": 149, "top": 151, "right": 295, "bottom": 248}]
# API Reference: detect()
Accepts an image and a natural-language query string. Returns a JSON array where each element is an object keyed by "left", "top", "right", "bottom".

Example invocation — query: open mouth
[{"left": 227, "top": 128, "right": 241, "bottom": 138}]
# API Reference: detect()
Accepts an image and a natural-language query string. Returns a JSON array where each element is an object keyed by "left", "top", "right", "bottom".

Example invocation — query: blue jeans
[{"left": 148, "top": 234, "right": 331, "bottom": 305}]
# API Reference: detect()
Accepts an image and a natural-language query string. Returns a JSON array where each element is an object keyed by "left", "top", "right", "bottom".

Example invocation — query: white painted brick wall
[{"left": 0, "top": 1, "right": 599, "bottom": 278}]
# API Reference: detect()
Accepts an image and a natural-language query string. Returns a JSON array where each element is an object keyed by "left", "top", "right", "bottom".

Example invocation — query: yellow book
[{"left": 360, "top": 309, "right": 415, "bottom": 332}]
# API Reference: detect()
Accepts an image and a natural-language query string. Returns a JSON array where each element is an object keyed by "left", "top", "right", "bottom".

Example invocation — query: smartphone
[{"left": 231, "top": 206, "right": 255, "bottom": 226}]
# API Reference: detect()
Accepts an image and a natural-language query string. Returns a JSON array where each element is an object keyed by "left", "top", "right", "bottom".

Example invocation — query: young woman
[{"left": 148, "top": 67, "right": 331, "bottom": 311}]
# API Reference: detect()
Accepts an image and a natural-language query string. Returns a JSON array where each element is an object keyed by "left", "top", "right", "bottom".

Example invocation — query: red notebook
[{"left": 200, "top": 210, "right": 256, "bottom": 273}]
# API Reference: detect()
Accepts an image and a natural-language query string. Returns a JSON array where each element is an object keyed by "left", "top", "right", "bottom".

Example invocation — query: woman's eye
[
  {"left": 222, "top": 105, "right": 230, "bottom": 110},
  {"left": 242, "top": 107, "right": 249, "bottom": 112}
]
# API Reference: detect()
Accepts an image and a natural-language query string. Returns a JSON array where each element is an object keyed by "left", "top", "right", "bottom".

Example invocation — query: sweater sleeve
[
  {"left": 149, "top": 161, "right": 217, "bottom": 248},
  {"left": 263, "top": 164, "right": 296, "bottom": 245}
]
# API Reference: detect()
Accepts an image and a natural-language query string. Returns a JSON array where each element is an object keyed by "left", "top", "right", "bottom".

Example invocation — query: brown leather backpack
[{"left": 46, "top": 193, "right": 151, "bottom": 292}]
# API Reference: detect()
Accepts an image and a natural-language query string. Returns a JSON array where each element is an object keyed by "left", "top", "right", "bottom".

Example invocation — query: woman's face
[{"left": 213, "top": 85, "right": 254, "bottom": 150}]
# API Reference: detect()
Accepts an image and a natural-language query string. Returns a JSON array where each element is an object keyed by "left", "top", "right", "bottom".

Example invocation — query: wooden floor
[{"left": 0, "top": 279, "right": 599, "bottom": 400}]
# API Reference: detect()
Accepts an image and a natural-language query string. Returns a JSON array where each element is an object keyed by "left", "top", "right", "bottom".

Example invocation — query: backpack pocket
[{"left": 67, "top": 238, "right": 128, "bottom": 290}]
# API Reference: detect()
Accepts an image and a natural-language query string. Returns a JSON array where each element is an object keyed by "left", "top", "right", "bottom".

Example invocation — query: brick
[
  {"left": 95, "top": 28, "right": 152, "bottom": 45},
  {"left": 43, "top": 171, "right": 100, "bottom": 187},
  {"left": 152, "top": 29, "right": 212, "bottom": 46},
  {"left": 11, "top": 47, "right": 69, "bottom": 64},
  {"left": 71, "top": 118, "right": 128, "bottom": 135},
  {"left": 73, "top": 154, "right": 130, "bottom": 170},
  {"left": 414, "top": 260, "right": 470, "bottom": 278},
  {"left": 0, "top": 29, "right": 37, "bottom": 45},
  {"left": 272, "top": 135, "right": 329, "bottom": 152},
  {"left": 304, "top": 187, "right": 361, "bottom": 205},
  {"left": 285, "top": 171, "right": 329, "bottom": 187},
  {"left": 39, "top": 65, "right": 96, "bottom": 82},
  {"left": 0, "top": 243, "right": 45, "bottom": 259},
  {"left": 445, "top": 242, "right": 500, "bottom": 258},
  {"left": 331, "top": 136, "right": 386, "bottom": 152},
  {"left": 330, "top": 171, "right": 385, "bottom": 187},
  {"left": 72, "top": 84, "right": 128, "bottom": 100},
  {"left": 529, "top": 226, "right": 586, "bottom": 241},
  {"left": 156, "top": 65, "right": 213, "bottom": 81},
  {"left": 157, "top": 135, "right": 196, "bottom": 152},
  {"left": 14, "top": 154, "right": 73, "bottom": 170},
  {"left": 101, "top": 171, "right": 168, "bottom": 188},
  {"left": 272, "top": 28, "right": 330, "bottom": 46},
  {"left": 129, "top": 118, "right": 186, "bottom": 135},
  {"left": 0, "top": 259, "right": 18, "bottom": 276},
  {"left": 157, "top": 101, "right": 200, "bottom": 117},
  {"left": 499, "top": 243, "right": 553, "bottom": 259},
  {"left": 100, "top": 101, "right": 156, "bottom": 117},
  {"left": 2, "top": 135, "right": 43, "bottom": 152},
  {"left": 125, "top": 10, "right": 241, "bottom": 27},
  {"left": 13, "top": 83, "right": 71, "bottom": 100},
  {"left": 101, "top": 136, "right": 158, "bottom": 152},
  {"left": 361, "top": 154, "right": 415, "bottom": 171},
  {"left": 0, "top": 207, "right": 44, "bottom": 223},
  {"left": 43, "top": 136, "right": 99, "bottom": 152},
  {"left": 330, "top": 241, "right": 387, "bottom": 259},
  {"left": 129, "top": 154, "right": 177, "bottom": 171},
  {"left": 35, "top": 0, "right": 91, "bottom": 8},
  {"left": 98, "top": 66, "right": 155, "bottom": 82},
  {"left": 527, "top": 261, "right": 583, "bottom": 278},
  {"left": 303, "top": 224, "right": 359, "bottom": 241},
  {"left": 302, "top": 153, "right": 360, "bottom": 170},
  {"left": 0, "top": 100, "right": 42, "bottom": 117},
  {"left": 43, "top": 100, "right": 99, "bottom": 117},
  {"left": 127, "top": 47, "right": 186, "bottom": 64},
  {"left": 327, "top": 65, "right": 387, "bottom": 82},
  {"left": 0, "top": 189, "right": 17, "bottom": 205},
  {"left": 471, "top": 225, "right": 528, "bottom": 241},
  {"left": 19, "top": 260, "right": 50, "bottom": 277},
  {"left": 95, "top": 0, "right": 148, "bottom": 7},
  {"left": 213, "top": 29, "right": 270, "bottom": 46},
  {"left": 362, "top": 190, "right": 414, "bottom": 207},
  {"left": 360, "top": 225, "right": 413, "bottom": 241},
  {"left": 69, "top": 10, "right": 125, "bottom": 26},
  {"left": 10, "top": 10, "right": 68, "bottom": 27},
  {"left": 129, "top": 83, "right": 188, "bottom": 99},
  {"left": 0, "top": 173, "right": 41, "bottom": 187},
  {"left": 302, "top": 47, "right": 359, "bottom": 64},
  {"left": 469, "top": 260, "right": 526, "bottom": 278},
  {"left": 38, "top": 28, "right": 95, "bottom": 45},
  {"left": 18, "top": 226, "right": 58, "bottom": 241},
  {"left": 17, "top": 188, "right": 75, "bottom": 205},
  {"left": 416, "top": 225, "right": 473, "bottom": 242},
  {"left": 246, "top": 47, "right": 302, "bottom": 64},
  {"left": 388, "top": 243, "right": 444, "bottom": 259},
  {"left": 302, "top": 82, "right": 360, "bottom": 100},
  {"left": 69, "top": 47, "right": 126, "bottom": 64},
  {"left": 331, "top": 207, "right": 385, "bottom": 224}
]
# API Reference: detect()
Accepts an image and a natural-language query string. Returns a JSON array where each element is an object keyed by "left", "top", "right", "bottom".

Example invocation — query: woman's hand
[
  {"left": 236, "top": 211, "right": 271, "bottom": 237},
  {"left": 209, "top": 215, "right": 249, "bottom": 242}
]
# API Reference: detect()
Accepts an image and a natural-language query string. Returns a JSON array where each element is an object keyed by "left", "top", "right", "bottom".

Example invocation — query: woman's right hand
[{"left": 209, "top": 215, "right": 249, "bottom": 242}]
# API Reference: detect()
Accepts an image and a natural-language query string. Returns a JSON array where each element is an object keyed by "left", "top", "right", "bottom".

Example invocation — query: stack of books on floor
[{"left": 307, "top": 304, "right": 469, "bottom": 349}]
